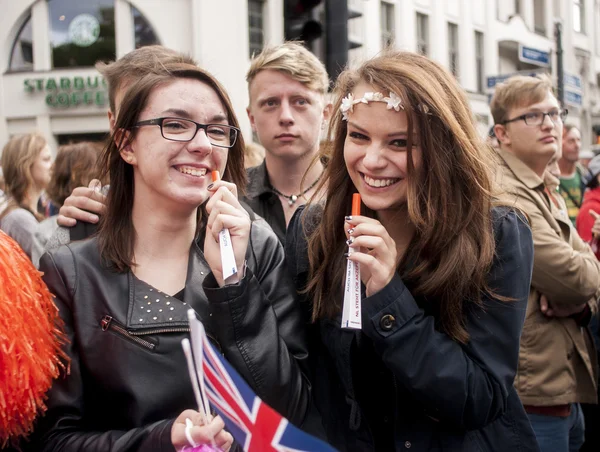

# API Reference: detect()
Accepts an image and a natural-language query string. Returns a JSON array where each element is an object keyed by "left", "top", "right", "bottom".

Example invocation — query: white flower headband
[{"left": 340, "top": 91, "right": 404, "bottom": 120}]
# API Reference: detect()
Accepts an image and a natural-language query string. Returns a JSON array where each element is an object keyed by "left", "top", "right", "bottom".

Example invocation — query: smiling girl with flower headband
[{"left": 286, "top": 51, "right": 539, "bottom": 451}]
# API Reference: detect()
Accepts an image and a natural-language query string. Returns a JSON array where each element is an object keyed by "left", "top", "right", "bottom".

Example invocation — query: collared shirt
[{"left": 243, "top": 161, "right": 287, "bottom": 244}]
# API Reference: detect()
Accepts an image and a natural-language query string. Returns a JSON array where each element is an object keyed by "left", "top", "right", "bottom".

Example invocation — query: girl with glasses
[{"left": 34, "top": 65, "right": 311, "bottom": 451}]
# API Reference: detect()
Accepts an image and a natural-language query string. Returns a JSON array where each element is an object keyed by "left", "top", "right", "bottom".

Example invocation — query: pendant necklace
[{"left": 270, "top": 173, "right": 323, "bottom": 206}]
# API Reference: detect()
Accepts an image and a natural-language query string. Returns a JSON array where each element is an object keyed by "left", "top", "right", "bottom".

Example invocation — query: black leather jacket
[{"left": 33, "top": 218, "right": 312, "bottom": 451}]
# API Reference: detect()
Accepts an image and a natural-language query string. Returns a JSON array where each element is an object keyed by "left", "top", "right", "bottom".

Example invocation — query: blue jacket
[{"left": 286, "top": 206, "right": 540, "bottom": 451}]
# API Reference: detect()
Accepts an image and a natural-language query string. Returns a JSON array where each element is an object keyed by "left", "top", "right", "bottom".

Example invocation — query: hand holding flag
[{"left": 182, "top": 310, "right": 337, "bottom": 452}]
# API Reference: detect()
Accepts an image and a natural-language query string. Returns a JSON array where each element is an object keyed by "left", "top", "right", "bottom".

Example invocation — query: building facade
[
  {"left": 1, "top": 0, "right": 599, "bottom": 152},
  {"left": 351, "top": 0, "right": 600, "bottom": 148}
]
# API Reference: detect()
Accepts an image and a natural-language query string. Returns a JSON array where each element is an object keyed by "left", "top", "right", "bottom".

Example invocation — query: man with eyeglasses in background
[{"left": 491, "top": 74, "right": 599, "bottom": 452}]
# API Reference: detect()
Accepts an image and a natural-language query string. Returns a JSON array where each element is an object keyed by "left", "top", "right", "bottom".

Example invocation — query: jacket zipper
[{"left": 100, "top": 315, "right": 222, "bottom": 352}]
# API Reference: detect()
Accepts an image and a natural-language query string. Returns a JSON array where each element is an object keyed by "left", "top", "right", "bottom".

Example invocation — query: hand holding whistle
[
  {"left": 342, "top": 194, "right": 362, "bottom": 329},
  {"left": 343, "top": 195, "right": 398, "bottom": 298},
  {"left": 204, "top": 171, "right": 250, "bottom": 286}
]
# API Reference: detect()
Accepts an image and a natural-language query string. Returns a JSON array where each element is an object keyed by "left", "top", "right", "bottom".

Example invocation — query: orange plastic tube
[{"left": 352, "top": 193, "right": 361, "bottom": 216}]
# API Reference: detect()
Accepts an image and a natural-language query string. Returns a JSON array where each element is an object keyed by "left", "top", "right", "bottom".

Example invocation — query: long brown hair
[
  {"left": 305, "top": 51, "right": 498, "bottom": 343},
  {"left": 96, "top": 64, "right": 247, "bottom": 272},
  {"left": 1, "top": 133, "right": 48, "bottom": 221}
]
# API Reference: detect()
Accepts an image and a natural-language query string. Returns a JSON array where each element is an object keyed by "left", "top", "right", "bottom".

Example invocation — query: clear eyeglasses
[
  {"left": 134, "top": 117, "right": 240, "bottom": 148},
  {"left": 502, "top": 109, "right": 568, "bottom": 127}
]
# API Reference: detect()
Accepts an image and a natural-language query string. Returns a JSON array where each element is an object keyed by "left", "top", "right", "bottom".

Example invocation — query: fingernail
[
  {"left": 207, "top": 183, "right": 214, "bottom": 190},
  {"left": 345, "top": 216, "right": 352, "bottom": 221},
  {"left": 346, "top": 237, "right": 354, "bottom": 245},
  {"left": 343, "top": 252, "right": 349, "bottom": 257},
  {"left": 347, "top": 228, "right": 354, "bottom": 235},
  {"left": 90, "top": 215, "right": 99, "bottom": 223}
]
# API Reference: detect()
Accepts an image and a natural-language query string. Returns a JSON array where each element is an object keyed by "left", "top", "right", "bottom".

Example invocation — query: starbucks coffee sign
[
  {"left": 68, "top": 14, "right": 101, "bottom": 47},
  {"left": 24, "top": 75, "right": 108, "bottom": 108}
]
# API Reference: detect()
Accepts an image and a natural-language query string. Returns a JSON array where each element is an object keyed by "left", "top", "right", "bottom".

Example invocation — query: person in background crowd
[
  {"left": 0, "top": 133, "right": 52, "bottom": 261},
  {"left": 487, "top": 125, "right": 499, "bottom": 149},
  {"left": 244, "top": 42, "right": 331, "bottom": 242},
  {"left": 244, "top": 141, "right": 266, "bottom": 168},
  {"left": 576, "top": 154, "right": 600, "bottom": 257},
  {"left": 286, "top": 50, "right": 538, "bottom": 451},
  {"left": 492, "top": 74, "right": 598, "bottom": 452},
  {"left": 33, "top": 142, "right": 102, "bottom": 266},
  {"left": 558, "top": 124, "right": 587, "bottom": 224},
  {"left": 579, "top": 149, "right": 595, "bottom": 171},
  {"left": 33, "top": 64, "right": 311, "bottom": 451},
  {"left": 575, "top": 154, "right": 600, "bottom": 452}
]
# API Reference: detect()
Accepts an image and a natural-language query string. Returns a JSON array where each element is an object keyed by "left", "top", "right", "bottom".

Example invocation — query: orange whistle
[
  {"left": 211, "top": 171, "right": 220, "bottom": 182},
  {"left": 352, "top": 193, "right": 361, "bottom": 216}
]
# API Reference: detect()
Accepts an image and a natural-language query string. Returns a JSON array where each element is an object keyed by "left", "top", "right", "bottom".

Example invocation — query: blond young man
[
  {"left": 492, "top": 74, "right": 599, "bottom": 452},
  {"left": 244, "top": 42, "right": 331, "bottom": 242}
]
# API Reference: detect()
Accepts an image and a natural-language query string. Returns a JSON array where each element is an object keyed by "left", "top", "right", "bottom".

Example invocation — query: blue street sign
[
  {"left": 486, "top": 71, "right": 541, "bottom": 90},
  {"left": 564, "top": 73, "right": 582, "bottom": 91},
  {"left": 519, "top": 45, "right": 550, "bottom": 67},
  {"left": 565, "top": 90, "right": 582, "bottom": 107}
]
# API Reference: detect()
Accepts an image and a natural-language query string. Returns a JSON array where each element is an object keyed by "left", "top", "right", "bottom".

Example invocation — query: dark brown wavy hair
[
  {"left": 46, "top": 142, "right": 103, "bottom": 208},
  {"left": 96, "top": 64, "right": 247, "bottom": 272},
  {"left": 305, "top": 51, "right": 498, "bottom": 344}
]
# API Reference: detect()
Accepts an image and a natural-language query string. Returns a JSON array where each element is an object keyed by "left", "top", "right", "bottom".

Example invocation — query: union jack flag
[{"left": 187, "top": 314, "right": 336, "bottom": 452}]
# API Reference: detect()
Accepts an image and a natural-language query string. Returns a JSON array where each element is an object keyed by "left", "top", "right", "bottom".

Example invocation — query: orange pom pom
[{"left": 0, "top": 231, "right": 68, "bottom": 447}]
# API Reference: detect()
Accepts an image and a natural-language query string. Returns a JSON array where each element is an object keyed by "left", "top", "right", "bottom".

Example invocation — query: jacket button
[
  {"left": 405, "top": 441, "right": 412, "bottom": 448},
  {"left": 380, "top": 314, "right": 396, "bottom": 330}
]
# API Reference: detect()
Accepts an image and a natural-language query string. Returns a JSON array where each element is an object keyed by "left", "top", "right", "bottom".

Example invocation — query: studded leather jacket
[{"left": 33, "top": 218, "right": 312, "bottom": 451}]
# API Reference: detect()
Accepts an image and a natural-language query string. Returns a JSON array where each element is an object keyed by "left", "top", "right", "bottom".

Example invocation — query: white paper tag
[
  {"left": 341, "top": 250, "right": 361, "bottom": 329},
  {"left": 219, "top": 228, "right": 238, "bottom": 281}
]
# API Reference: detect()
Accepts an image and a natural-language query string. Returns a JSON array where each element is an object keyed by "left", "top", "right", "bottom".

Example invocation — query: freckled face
[
  {"left": 343, "top": 83, "right": 421, "bottom": 215},
  {"left": 126, "top": 78, "right": 230, "bottom": 209}
]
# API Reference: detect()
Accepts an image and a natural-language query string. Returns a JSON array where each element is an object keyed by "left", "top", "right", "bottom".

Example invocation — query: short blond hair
[
  {"left": 490, "top": 74, "right": 554, "bottom": 124},
  {"left": 246, "top": 42, "right": 329, "bottom": 99}
]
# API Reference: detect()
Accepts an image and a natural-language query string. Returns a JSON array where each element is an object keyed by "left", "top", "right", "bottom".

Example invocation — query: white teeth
[
  {"left": 177, "top": 167, "right": 207, "bottom": 177},
  {"left": 364, "top": 175, "right": 400, "bottom": 187}
]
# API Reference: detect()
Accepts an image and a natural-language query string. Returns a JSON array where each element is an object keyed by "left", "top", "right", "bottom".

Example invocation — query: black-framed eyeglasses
[
  {"left": 502, "top": 109, "right": 568, "bottom": 127},
  {"left": 133, "top": 117, "right": 240, "bottom": 148}
]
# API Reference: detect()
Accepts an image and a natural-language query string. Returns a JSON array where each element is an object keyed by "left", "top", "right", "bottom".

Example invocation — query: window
[
  {"left": 533, "top": 0, "right": 546, "bottom": 35},
  {"left": 132, "top": 6, "right": 159, "bottom": 48},
  {"left": 380, "top": 1, "right": 395, "bottom": 48},
  {"left": 9, "top": 0, "right": 160, "bottom": 71},
  {"left": 9, "top": 16, "right": 33, "bottom": 71},
  {"left": 416, "top": 12, "right": 429, "bottom": 55},
  {"left": 48, "top": 0, "right": 116, "bottom": 68},
  {"left": 248, "top": 0, "right": 265, "bottom": 58},
  {"left": 448, "top": 22, "right": 459, "bottom": 77},
  {"left": 573, "top": 0, "right": 585, "bottom": 33},
  {"left": 475, "top": 31, "right": 484, "bottom": 93}
]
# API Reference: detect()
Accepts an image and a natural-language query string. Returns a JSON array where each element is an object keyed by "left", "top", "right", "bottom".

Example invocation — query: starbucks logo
[{"left": 68, "top": 14, "right": 100, "bottom": 47}]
